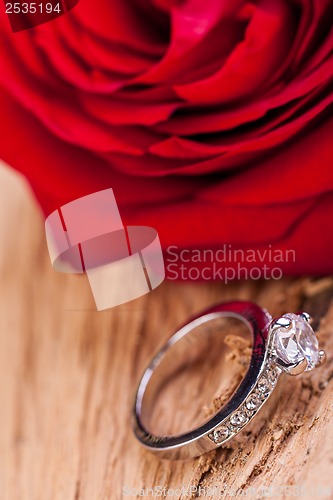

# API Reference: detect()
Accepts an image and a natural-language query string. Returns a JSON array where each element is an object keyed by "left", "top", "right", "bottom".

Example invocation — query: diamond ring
[{"left": 133, "top": 301, "right": 326, "bottom": 459}]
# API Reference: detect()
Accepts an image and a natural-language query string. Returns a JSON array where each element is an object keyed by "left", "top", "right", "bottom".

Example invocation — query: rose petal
[
  {"left": 157, "top": 55, "right": 333, "bottom": 135},
  {"left": 74, "top": 0, "right": 168, "bottom": 55},
  {"left": 197, "top": 114, "right": 333, "bottom": 206},
  {"left": 0, "top": 86, "right": 202, "bottom": 212},
  {"left": 149, "top": 88, "right": 333, "bottom": 163},
  {"left": 137, "top": 0, "right": 245, "bottom": 84},
  {"left": 78, "top": 92, "right": 179, "bottom": 126},
  {"left": 174, "top": 0, "right": 296, "bottom": 103}
]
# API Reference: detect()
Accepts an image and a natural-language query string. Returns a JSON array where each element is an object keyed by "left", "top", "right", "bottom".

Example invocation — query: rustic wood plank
[{"left": 0, "top": 162, "right": 332, "bottom": 499}]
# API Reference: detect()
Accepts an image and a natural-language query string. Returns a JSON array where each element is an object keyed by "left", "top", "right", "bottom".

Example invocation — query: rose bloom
[{"left": 0, "top": 0, "right": 332, "bottom": 277}]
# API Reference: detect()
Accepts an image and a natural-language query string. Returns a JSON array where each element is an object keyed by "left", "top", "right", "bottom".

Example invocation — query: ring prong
[
  {"left": 317, "top": 350, "right": 326, "bottom": 366},
  {"left": 285, "top": 357, "right": 308, "bottom": 376},
  {"left": 270, "top": 317, "right": 292, "bottom": 332},
  {"left": 299, "top": 312, "right": 312, "bottom": 324},
  {"left": 275, "top": 356, "right": 307, "bottom": 376}
]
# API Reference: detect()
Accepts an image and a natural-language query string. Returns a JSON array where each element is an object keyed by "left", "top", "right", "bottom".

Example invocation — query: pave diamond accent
[
  {"left": 274, "top": 313, "right": 319, "bottom": 371},
  {"left": 208, "top": 360, "right": 280, "bottom": 445},
  {"left": 207, "top": 310, "right": 325, "bottom": 449},
  {"left": 266, "top": 366, "right": 278, "bottom": 385},
  {"left": 257, "top": 377, "right": 270, "bottom": 396},
  {"left": 230, "top": 411, "right": 248, "bottom": 427},
  {"left": 210, "top": 426, "right": 229, "bottom": 444},
  {"left": 246, "top": 393, "right": 260, "bottom": 410}
]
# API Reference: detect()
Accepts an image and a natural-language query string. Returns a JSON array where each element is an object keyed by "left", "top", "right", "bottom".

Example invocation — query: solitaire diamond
[{"left": 273, "top": 313, "right": 319, "bottom": 371}]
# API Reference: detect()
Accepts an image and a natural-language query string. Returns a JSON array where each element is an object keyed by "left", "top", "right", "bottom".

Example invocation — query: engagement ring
[{"left": 133, "top": 301, "right": 326, "bottom": 459}]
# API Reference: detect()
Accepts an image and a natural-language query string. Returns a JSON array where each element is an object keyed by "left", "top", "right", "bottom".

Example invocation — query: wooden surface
[{"left": 0, "top": 162, "right": 333, "bottom": 500}]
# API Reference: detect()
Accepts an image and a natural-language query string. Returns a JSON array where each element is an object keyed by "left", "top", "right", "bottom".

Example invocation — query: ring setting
[
  {"left": 270, "top": 312, "right": 325, "bottom": 374},
  {"left": 133, "top": 301, "right": 326, "bottom": 459}
]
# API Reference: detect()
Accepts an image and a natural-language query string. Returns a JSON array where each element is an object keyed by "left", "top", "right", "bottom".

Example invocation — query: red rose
[{"left": 0, "top": 0, "right": 332, "bottom": 277}]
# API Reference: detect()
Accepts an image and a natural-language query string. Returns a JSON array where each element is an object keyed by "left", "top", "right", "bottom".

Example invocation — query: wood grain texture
[{"left": 0, "top": 162, "right": 333, "bottom": 500}]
